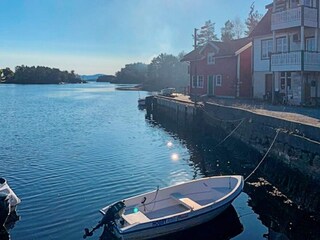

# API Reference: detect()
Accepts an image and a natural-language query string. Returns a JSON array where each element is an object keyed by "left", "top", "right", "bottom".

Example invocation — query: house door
[
  {"left": 208, "top": 75, "right": 215, "bottom": 96},
  {"left": 265, "top": 74, "right": 272, "bottom": 97}
]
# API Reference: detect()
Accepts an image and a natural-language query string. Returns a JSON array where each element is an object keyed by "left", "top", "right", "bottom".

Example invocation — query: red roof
[{"left": 181, "top": 37, "right": 251, "bottom": 62}]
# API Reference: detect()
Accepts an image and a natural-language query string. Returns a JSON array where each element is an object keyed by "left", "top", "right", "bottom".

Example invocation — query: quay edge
[{"left": 146, "top": 95, "right": 320, "bottom": 214}]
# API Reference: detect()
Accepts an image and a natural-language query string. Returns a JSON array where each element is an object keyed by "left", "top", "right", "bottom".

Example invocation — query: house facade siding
[
  {"left": 239, "top": 47, "right": 252, "bottom": 98},
  {"left": 184, "top": 41, "right": 252, "bottom": 98},
  {"left": 252, "top": 1, "right": 320, "bottom": 105}
]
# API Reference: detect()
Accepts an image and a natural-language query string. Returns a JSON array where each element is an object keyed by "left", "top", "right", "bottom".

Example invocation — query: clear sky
[{"left": 0, "top": 0, "right": 270, "bottom": 75}]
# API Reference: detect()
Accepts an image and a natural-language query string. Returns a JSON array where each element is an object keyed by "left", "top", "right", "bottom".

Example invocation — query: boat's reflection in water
[
  {"left": 0, "top": 213, "right": 20, "bottom": 240},
  {"left": 100, "top": 205, "right": 243, "bottom": 240}
]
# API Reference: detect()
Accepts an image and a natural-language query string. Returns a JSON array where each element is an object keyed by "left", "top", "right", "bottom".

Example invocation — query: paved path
[{"left": 171, "top": 94, "right": 320, "bottom": 128}]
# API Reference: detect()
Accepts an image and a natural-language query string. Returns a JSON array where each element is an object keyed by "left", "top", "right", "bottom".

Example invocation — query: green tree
[
  {"left": 115, "top": 62, "right": 148, "bottom": 84},
  {"left": 221, "top": 20, "right": 235, "bottom": 42},
  {"left": 12, "top": 65, "right": 83, "bottom": 84},
  {"left": 245, "top": 2, "right": 262, "bottom": 36},
  {"left": 2, "top": 67, "right": 14, "bottom": 82},
  {"left": 146, "top": 53, "right": 188, "bottom": 91},
  {"left": 196, "top": 20, "right": 219, "bottom": 46}
]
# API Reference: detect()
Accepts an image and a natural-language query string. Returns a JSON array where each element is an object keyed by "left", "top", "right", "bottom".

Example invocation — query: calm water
[{"left": 0, "top": 82, "right": 283, "bottom": 239}]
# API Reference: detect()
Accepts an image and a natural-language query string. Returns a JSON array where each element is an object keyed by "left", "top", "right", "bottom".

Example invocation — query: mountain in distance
[{"left": 80, "top": 74, "right": 104, "bottom": 81}]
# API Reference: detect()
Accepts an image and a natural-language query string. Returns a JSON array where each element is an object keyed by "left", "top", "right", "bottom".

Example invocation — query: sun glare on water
[{"left": 171, "top": 153, "right": 179, "bottom": 161}]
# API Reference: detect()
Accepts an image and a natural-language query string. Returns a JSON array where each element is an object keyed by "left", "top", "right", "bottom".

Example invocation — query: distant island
[
  {"left": 1, "top": 65, "right": 86, "bottom": 84},
  {"left": 94, "top": 54, "right": 189, "bottom": 92},
  {"left": 96, "top": 75, "right": 116, "bottom": 83},
  {"left": 80, "top": 74, "right": 104, "bottom": 81}
]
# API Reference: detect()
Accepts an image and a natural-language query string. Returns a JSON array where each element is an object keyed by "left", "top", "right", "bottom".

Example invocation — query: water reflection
[
  {"left": 0, "top": 212, "right": 20, "bottom": 240},
  {"left": 147, "top": 113, "right": 320, "bottom": 240}
]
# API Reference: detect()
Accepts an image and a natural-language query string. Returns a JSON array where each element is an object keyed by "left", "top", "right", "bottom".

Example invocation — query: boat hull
[{"left": 114, "top": 201, "right": 232, "bottom": 240}]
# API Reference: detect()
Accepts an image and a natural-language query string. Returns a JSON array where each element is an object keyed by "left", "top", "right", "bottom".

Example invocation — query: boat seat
[
  {"left": 171, "top": 193, "right": 202, "bottom": 211},
  {"left": 122, "top": 211, "right": 150, "bottom": 225}
]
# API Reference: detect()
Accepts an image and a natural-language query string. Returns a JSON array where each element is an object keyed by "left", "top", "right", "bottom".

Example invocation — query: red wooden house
[{"left": 181, "top": 38, "right": 252, "bottom": 98}]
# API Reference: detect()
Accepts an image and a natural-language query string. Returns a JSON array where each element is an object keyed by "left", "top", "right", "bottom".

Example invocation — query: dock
[{"left": 146, "top": 94, "right": 320, "bottom": 214}]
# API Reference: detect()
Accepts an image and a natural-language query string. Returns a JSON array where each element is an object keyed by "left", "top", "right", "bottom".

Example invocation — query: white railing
[
  {"left": 304, "top": 7, "right": 318, "bottom": 27},
  {"left": 271, "top": 6, "right": 317, "bottom": 30},
  {"left": 271, "top": 51, "right": 320, "bottom": 71},
  {"left": 305, "top": 52, "right": 320, "bottom": 67},
  {"left": 271, "top": 52, "right": 301, "bottom": 66}
]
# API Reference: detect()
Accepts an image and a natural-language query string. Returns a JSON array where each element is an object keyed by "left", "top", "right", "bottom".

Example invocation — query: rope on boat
[{"left": 244, "top": 129, "right": 280, "bottom": 182}]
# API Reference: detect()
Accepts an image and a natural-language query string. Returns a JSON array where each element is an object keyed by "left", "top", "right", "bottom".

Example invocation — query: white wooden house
[{"left": 251, "top": 0, "right": 320, "bottom": 105}]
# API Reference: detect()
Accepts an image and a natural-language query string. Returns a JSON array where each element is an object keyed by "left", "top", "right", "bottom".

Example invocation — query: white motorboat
[
  {"left": 0, "top": 177, "right": 21, "bottom": 229},
  {"left": 0, "top": 178, "right": 20, "bottom": 213},
  {"left": 84, "top": 175, "right": 244, "bottom": 240}
]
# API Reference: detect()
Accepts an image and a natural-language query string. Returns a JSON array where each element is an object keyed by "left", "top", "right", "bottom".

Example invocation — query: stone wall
[
  {"left": 203, "top": 102, "right": 320, "bottom": 212},
  {"left": 150, "top": 96, "right": 320, "bottom": 213}
]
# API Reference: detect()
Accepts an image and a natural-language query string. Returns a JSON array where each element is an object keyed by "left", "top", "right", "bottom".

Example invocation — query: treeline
[
  {"left": 97, "top": 53, "right": 189, "bottom": 92},
  {"left": 0, "top": 65, "right": 85, "bottom": 84}
]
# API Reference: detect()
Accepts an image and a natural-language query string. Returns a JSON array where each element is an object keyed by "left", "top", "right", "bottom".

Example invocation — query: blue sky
[{"left": 0, "top": 0, "right": 270, "bottom": 75}]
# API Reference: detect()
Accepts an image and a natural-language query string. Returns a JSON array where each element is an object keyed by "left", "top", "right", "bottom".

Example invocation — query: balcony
[
  {"left": 271, "top": 51, "right": 320, "bottom": 72},
  {"left": 271, "top": 6, "right": 318, "bottom": 31}
]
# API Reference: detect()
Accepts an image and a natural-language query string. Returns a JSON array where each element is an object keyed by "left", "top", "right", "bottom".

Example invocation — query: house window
[
  {"left": 192, "top": 76, "right": 204, "bottom": 88},
  {"left": 197, "top": 76, "right": 204, "bottom": 88},
  {"left": 302, "top": 0, "right": 316, "bottom": 7},
  {"left": 216, "top": 75, "right": 222, "bottom": 86},
  {"left": 192, "top": 76, "right": 197, "bottom": 88},
  {"left": 306, "top": 37, "right": 316, "bottom": 52},
  {"left": 261, "top": 39, "right": 273, "bottom": 59},
  {"left": 207, "top": 53, "right": 215, "bottom": 64},
  {"left": 276, "top": 37, "right": 288, "bottom": 53},
  {"left": 290, "top": 0, "right": 299, "bottom": 8}
]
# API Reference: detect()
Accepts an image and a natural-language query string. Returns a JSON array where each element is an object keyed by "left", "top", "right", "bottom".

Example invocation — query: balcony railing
[
  {"left": 271, "top": 6, "right": 318, "bottom": 31},
  {"left": 271, "top": 51, "right": 320, "bottom": 71}
]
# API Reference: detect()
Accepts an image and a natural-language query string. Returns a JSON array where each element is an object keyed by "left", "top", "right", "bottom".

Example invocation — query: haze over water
[{"left": 1, "top": 82, "right": 277, "bottom": 239}]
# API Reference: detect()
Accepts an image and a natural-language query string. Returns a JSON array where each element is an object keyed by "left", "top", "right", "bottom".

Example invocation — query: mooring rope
[
  {"left": 201, "top": 107, "right": 246, "bottom": 123},
  {"left": 212, "top": 118, "right": 246, "bottom": 149},
  {"left": 244, "top": 129, "right": 280, "bottom": 182}
]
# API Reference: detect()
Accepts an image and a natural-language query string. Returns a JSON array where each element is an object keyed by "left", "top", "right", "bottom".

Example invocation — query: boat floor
[
  {"left": 121, "top": 187, "right": 232, "bottom": 226},
  {"left": 144, "top": 204, "right": 188, "bottom": 219}
]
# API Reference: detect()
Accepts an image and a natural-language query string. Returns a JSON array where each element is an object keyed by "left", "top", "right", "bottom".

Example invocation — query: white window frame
[
  {"left": 192, "top": 75, "right": 204, "bottom": 88},
  {"left": 197, "top": 76, "right": 204, "bottom": 88},
  {"left": 301, "top": 0, "right": 316, "bottom": 7},
  {"left": 216, "top": 75, "right": 222, "bottom": 86},
  {"left": 276, "top": 37, "right": 288, "bottom": 53},
  {"left": 192, "top": 75, "right": 197, "bottom": 88},
  {"left": 306, "top": 37, "right": 316, "bottom": 52},
  {"left": 261, "top": 39, "right": 273, "bottom": 60},
  {"left": 207, "top": 52, "right": 215, "bottom": 65}
]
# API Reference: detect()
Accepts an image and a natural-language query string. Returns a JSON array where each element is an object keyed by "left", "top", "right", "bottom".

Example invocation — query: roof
[
  {"left": 181, "top": 37, "right": 252, "bottom": 62},
  {"left": 249, "top": 8, "right": 272, "bottom": 38}
]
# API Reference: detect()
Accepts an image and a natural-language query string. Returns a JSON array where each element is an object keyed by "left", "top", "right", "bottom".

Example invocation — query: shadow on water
[
  {"left": 145, "top": 113, "right": 320, "bottom": 240},
  {"left": 0, "top": 212, "right": 20, "bottom": 240},
  {"left": 99, "top": 205, "right": 243, "bottom": 240},
  {"left": 155, "top": 205, "right": 243, "bottom": 240}
]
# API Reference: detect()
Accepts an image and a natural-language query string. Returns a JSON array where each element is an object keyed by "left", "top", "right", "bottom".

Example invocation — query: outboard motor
[
  {"left": 83, "top": 201, "right": 125, "bottom": 239},
  {"left": 0, "top": 193, "right": 9, "bottom": 227}
]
